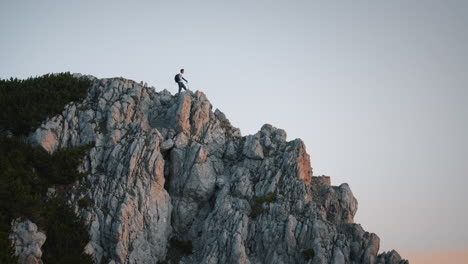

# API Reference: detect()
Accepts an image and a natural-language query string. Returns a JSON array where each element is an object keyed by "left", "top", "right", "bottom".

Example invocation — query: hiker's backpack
[{"left": 174, "top": 74, "right": 180, "bottom": 83}]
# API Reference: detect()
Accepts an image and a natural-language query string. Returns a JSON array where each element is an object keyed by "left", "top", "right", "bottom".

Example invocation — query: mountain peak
[{"left": 21, "top": 74, "right": 408, "bottom": 264}]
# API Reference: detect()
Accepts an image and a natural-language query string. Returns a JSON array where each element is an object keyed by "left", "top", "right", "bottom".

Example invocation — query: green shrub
[
  {"left": 0, "top": 72, "right": 91, "bottom": 136},
  {"left": 160, "top": 236, "right": 193, "bottom": 263},
  {"left": 78, "top": 197, "right": 92, "bottom": 208},
  {"left": 249, "top": 196, "right": 266, "bottom": 218},
  {"left": 0, "top": 215, "right": 17, "bottom": 264},
  {"left": 249, "top": 192, "right": 277, "bottom": 218},
  {"left": 34, "top": 143, "right": 92, "bottom": 185},
  {"left": 170, "top": 237, "right": 193, "bottom": 255},
  {"left": 303, "top": 248, "right": 315, "bottom": 260},
  {"left": 264, "top": 192, "right": 277, "bottom": 203},
  {"left": 0, "top": 73, "right": 94, "bottom": 262},
  {"left": 0, "top": 137, "right": 47, "bottom": 222},
  {"left": 41, "top": 198, "right": 94, "bottom": 264},
  {"left": 0, "top": 137, "right": 93, "bottom": 263}
]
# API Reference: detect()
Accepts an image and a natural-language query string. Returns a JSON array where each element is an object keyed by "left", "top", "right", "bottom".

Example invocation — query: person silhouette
[{"left": 174, "top": 69, "right": 188, "bottom": 94}]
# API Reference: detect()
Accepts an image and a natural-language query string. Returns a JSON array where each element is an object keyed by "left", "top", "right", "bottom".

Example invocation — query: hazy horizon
[{"left": 1, "top": 1, "right": 467, "bottom": 263}]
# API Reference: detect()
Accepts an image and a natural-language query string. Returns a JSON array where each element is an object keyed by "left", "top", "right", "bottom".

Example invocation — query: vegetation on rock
[
  {"left": 0, "top": 214, "right": 18, "bottom": 264},
  {"left": 0, "top": 73, "right": 94, "bottom": 263},
  {"left": 0, "top": 72, "right": 91, "bottom": 136},
  {"left": 0, "top": 137, "right": 94, "bottom": 263},
  {"left": 158, "top": 237, "right": 193, "bottom": 264},
  {"left": 42, "top": 198, "right": 94, "bottom": 264},
  {"left": 302, "top": 248, "right": 315, "bottom": 260},
  {"left": 78, "top": 197, "right": 93, "bottom": 208},
  {"left": 249, "top": 192, "right": 277, "bottom": 218}
]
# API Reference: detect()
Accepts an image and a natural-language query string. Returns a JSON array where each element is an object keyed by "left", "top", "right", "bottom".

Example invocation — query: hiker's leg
[
  {"left": 178, "top": 82, "right": 183, "bottom": 93},
  {"left": 180, "top": 82, "right": 187, "bottom": 91}
]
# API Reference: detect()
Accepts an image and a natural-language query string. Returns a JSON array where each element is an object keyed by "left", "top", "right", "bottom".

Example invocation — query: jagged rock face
[
  {"left": 28, "top": 76, "right": 407, "bottom": 264},
  {"left": 9, "top": 219, "right": 46, "bottom": 264}
]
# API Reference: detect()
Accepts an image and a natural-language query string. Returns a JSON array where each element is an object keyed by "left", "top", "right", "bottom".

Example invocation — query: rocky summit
[{"left": 17, "top": 74, "right": 407, "bottom": 264}]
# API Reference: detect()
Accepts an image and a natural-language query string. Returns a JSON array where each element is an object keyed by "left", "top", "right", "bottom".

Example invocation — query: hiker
[{"left": 174, "top": 69, "right": 188, "bottom": 94}]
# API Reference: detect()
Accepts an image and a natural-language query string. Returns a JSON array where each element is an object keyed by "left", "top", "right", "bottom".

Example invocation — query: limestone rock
[
  {"left": 242, "top": 134, "right": 264, "bottom": 160},
  {"left": 24, "top": 74, "right": 407, "bottom": 264},
  {"left": 161, "top": 139, "right": 175, "bottom": 152},
  {"left": 375, "top": 250, "right": 409, "bottom": 264},
  {"left": 9, "top": 219, "right": 46, "bottom": 264}
]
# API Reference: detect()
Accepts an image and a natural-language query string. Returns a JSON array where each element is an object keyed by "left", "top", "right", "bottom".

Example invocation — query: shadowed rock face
[{"left": 27, "top": 75, "right": 408, "bottom": 264}]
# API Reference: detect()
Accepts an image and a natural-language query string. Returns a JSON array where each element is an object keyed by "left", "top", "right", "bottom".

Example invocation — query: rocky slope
[{"left": 21, "top": 74, "right": 408, "bottom": 264}]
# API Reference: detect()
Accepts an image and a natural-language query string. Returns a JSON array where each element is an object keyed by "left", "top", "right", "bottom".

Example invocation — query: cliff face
[{"left": 25, "top": 75, "right": 408, "bottom": 264}]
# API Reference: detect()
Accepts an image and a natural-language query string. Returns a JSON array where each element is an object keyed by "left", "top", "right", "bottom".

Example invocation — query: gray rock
[
  {"left": 375, "top": 250, "right": 409, "bottom": 264},
  {"left": 25, "top": 75, "right": 407, "bottom": 264},
  {"left": 332, "top": 248, "right": 345, "bottom": 264},
  {"left": 9, "top": 219, "right": 46, "bottom": 264},
  {"left": 160, "top": 139, "right": 175, "bottom": 152},
  {"left": 242, "top": 134, "right": 264, "bottom": 160}
]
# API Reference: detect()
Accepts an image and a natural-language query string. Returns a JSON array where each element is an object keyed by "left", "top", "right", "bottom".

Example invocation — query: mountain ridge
[{"left": 12, "top": 74, "right": 407, "bottom": 264}]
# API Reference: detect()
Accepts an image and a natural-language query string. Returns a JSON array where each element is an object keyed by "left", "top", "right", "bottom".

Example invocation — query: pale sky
[{"left": 1, "top": 0, "right": 467, "bottom": 263}]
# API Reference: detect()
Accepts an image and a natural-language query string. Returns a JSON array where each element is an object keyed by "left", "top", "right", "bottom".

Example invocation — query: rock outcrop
[
  {"left": 27, "top": 74, "right": 408, "bottom": 264},
  {"left": 9, "top": 219, "right": 46, "bottom": 264}
]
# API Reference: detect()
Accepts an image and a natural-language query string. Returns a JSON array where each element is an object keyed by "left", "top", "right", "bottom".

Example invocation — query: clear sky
[{"left": 1, "top": 0, "right": 467, "bottom": 263}]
